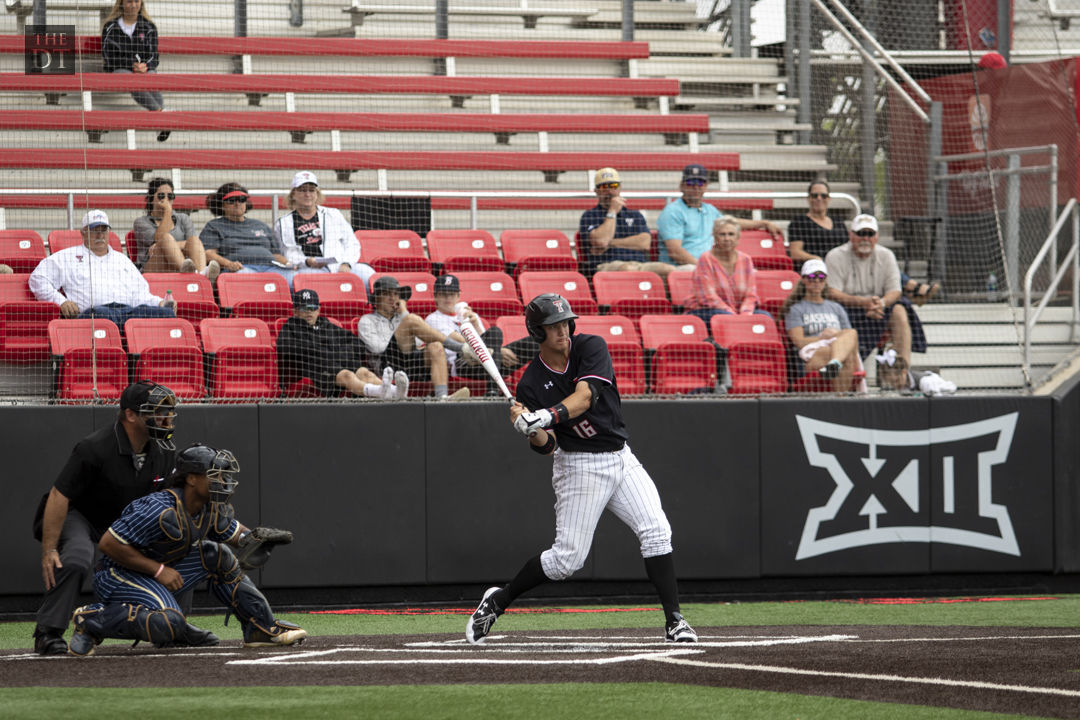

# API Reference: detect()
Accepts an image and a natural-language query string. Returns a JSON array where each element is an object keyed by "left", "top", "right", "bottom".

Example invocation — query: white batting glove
[{"left": 514, "top": 408, "right": 554, "bottom": 437}]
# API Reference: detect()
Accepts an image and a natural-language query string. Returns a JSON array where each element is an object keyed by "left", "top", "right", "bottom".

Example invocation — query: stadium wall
[{"left": 0, "top": 395, "right": 1071, "bottom": 596}]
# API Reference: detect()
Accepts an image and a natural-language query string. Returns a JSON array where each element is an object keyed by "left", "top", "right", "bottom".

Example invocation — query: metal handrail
[{"left": 1023, "top": 198, "right": 1080, "bottom": 383}]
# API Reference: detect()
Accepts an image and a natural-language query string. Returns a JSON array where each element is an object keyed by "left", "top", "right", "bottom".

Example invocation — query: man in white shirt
[
  {"left": 355, "top": 276, "right": 469, "bottom": 399},
  {"left": 30, "top": 210, "right": 176, "bottom": 327}
]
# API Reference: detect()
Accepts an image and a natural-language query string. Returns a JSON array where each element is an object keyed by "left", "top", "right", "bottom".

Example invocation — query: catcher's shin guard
[
  {"left": 69, "top": 602, "right": 186, "bottom": 656},
  {"left": 214, "top": 574, "right": 306, "bottom": 647},
  {"left": 200, "top": 539, "right": 244, "bottom": 585}
]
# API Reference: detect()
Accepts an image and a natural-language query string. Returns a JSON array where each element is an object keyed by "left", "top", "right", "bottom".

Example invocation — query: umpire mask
[{"left": 138, "top": 382, "right": 179, "bottom": 451}]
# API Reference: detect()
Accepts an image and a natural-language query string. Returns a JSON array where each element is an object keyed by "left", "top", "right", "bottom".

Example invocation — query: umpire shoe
[
  {"left": 33, "top": 626, "right": 67, "bottom": 656},
  {"left": 68, "top": 604, "right": 105, "bottom": 657},
  {"left": 465, "top": 586, "right": 504, "bottom": 644},
  {"left": 665, "top": 612, "right": 698, "bottom": 643},
  {"left": 242, "top": 620, "right": 307, "bottom": 648}
]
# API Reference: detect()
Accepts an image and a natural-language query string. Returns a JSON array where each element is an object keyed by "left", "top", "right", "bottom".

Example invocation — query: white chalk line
[
  {"left": 227, "top": 647, "right": 703, "bottom": 666},
  {"left": 647, "top": 656, "right": 1080, "bottom": 698}
]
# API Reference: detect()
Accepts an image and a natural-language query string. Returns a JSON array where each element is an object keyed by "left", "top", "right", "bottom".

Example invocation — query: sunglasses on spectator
[
  {"left": 804, "top": 272, "right": 827, "bottom": 281},
  {"left": 809, "top": 192, "right": 829, "bottom": 199},
  {"left": 223, "top": 196, "right": 248, "bottom": 204},
  {"left": 156, "top": 192, "right": 175, "bottom": 200},
  {"left": 855, "top": 229, "right": 877, "bottom": 237},
  {"left": 596, "top": 182, "right": 620, "bottom": 190},
  {"left": 683, "top": 179, "right": 707, "bottom": 187}
]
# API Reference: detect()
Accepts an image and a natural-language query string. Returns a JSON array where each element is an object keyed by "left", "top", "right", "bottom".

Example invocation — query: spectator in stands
[
  {"left": 578, "top": 167, "right": 670, "bottom": 277},
  {"left": 274, "top": 171, "right": 376, "bottom": 291},
  {"left": 684, "top": 219, "right": 770, "bottom": 321},
  {"left": 781, "top": 258, "right": 863, "bottom": 392},
  {"left": 978, "top": 51, "right": 1008, "bottom": 70},
  {"left": 0, "top": 264, "right": 12, "bottom": 274},
  {"left": 29, "top": 210, "right": 177, "bottom": 327},
  {"left": 789, "top": 180, "right": 938, "bottom": 305},
  {"left": 657, "top": 163, "right": 784, "bottom": 270},
  {"left": 200, "top": 182, "right": 296, "bottom": 285},
  {"left": 424, "top": 274, "right": 538, "bottom": 392},
  {"left": 102, "top": 0, "right": 169, "bottom": 142},
  {"left": 824, "top": 214, "right": 927, "bottom": 370},
  {"left": 356, "top": 276, "right": 470, "bottom": 400},
  {"left": 132, "top": 177, "right": 218, "bottom": 280},
  {"left": 276, "top": 288, "right": 406, "bottom": 400}
]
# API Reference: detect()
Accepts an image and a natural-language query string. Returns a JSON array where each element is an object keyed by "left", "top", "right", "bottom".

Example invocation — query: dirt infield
[{"left": 3, "top": 625, "right": 1079, "bottom": 718}]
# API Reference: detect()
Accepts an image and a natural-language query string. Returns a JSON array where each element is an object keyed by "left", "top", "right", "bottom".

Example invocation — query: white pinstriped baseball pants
[{"left": 540, "top": 443, "right": 673, "bottom": 581}]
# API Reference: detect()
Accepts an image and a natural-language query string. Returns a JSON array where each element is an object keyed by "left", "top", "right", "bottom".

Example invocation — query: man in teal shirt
[{"left": 656, "top": 164, "right": 784, "bottom": 267}]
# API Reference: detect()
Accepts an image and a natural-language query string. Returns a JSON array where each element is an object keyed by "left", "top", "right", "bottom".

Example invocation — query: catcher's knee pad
[
  {"left": 72, "top": 602, "right": 185, "bottom": 644},
  {"left": 200, "top": 540, "right": 243, "bottom": 584},
  {"left": 135, "top": 606, "right": 187, "bottom": 645}
]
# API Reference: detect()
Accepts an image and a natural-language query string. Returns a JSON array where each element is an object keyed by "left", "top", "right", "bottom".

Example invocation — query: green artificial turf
[{"left": 0, "top": 684, "right": 1046, "bottom": 720}]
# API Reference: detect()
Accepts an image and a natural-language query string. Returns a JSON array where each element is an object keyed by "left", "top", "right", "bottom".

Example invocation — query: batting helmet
[
  {"left": 169, "top": 443, "right": 240, "bottom": 504},
  {"left": 525, "top": 293, "right": 578, "bottom": 341}
]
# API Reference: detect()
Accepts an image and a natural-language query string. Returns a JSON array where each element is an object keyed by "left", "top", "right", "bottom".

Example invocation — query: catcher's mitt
[{"left": 236, "top": 526, "right": 294, "bottom": 570}]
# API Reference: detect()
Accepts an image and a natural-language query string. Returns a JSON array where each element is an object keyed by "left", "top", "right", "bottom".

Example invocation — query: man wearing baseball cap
[
  {"left": 578, "top": 167, "right": 655, "bottom": 276},
  {"left": 656, "top": 164, "right": 784, "bottom": 268},
  {"left": 28, "top": 210, "right": 177, "bottom": 326},
  {"left": 274, "top": 171, "right": 376, "bottom": 292},
  {"left": 276, "top": 288, "right": 407, "bottom": 399},
  {"left": 824, "top": 213, "right": 927, "bottom": 370},
  {"left": 356, "top": 276, "right": 470, "bottom": 399}
]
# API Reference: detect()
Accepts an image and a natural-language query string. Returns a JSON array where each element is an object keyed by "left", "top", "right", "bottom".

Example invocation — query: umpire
[{"left": 31, "top": 380, "right": 178, "bottom": 655}]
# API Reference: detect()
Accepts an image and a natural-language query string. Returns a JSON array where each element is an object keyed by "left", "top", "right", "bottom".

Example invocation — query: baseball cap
[
  {"left": 681, "top": 164, "right": 708, "bottom": 183},
  {"left": 594, "top": 167, "right": 621, "bottom": 186},
  {"left": 801, "top": 258, "right": 828, "bottom": 277},
  {"left": 851, "top": 214, "right": 879, "bottom": 233},
  {"left": 293, "top": 288, "right": 320, "bottom": 310},
  {"left": 291, "top": 170, "right": 319, "bottom": 189},
  {"left": 121, "top": 380, "right": 162, "bottom": 411},
  {"left": 433, "top": 274, "right": 460, "bottom": 294},
  {"left": 371, "top": 275, "right": 412, "bottom": 301},
  {"left": 978, "top": 51, "right": 1007, "bottom": 70},
  {"left": 82, "top": 209, "right": 110, "bottom": 229}
]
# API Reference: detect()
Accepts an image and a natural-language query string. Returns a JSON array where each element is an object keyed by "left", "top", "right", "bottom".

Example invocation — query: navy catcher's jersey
[{"left": 517, "top": 333, "right": 628, "bottom": 453}]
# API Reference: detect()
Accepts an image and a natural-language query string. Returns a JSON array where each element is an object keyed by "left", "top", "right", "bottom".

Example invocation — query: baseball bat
[{"left": 459, "top": 320, "right": 513, "bottom": 401}]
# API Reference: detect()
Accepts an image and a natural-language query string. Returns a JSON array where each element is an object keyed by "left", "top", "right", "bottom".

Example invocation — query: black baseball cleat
[
  {"left": 32, "top": 626, "right": 67, "bottom": 656},
  {"left": 665, "top": 612, "right": 698, "bottom": 643},
  {"left": 156, "top": 622, "right": 220, "bottom": 648},
  {"left": 465, "top": 586, "right": 504, "bottom": 644}
]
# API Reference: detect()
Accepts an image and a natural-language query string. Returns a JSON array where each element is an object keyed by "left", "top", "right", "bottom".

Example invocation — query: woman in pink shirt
[{"left": 685, "top": 218, "right": 771, "bottom": 321}]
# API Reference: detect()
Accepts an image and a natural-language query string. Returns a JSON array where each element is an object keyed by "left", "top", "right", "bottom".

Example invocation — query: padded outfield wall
[{"left": 1, "top": 388, "right": 1077, "bottom": 596}]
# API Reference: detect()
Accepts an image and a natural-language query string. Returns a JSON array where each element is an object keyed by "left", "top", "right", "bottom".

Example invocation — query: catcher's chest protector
[{"left": 146, "top": 489, "right": 213, "bottom": 565}]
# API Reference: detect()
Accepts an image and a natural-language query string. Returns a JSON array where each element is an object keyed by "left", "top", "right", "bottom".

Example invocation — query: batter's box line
[
  {"left": 407, "top": 634, "right": 857, "bottom": 649},
  {"left": 646, "top": 657, "right": 1080, "bottom": 699},
  {"left": 226, "top": 647, "right": 703, "bottom": 666}
]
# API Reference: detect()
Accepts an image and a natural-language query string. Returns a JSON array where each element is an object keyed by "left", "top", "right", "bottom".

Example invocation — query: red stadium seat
[
  {"left": 369, "top": 271, "right": 437, "bottom": 317},
  {"left": 500, "top": 229, "right": 577, "bottom": 278},
  {"left": 0, "top": 229, "right": 45, "bottom": 273},
  {"left": 124, "top": 230, "right": 139, "bottom": 264},
  {"left": 574, "top": 315, "right": 645, "bottom": 395},
  {"left": 593, "top": 270, "right": 671, "bottom": 319},
  {"left": 755, "top": 269, "right": 800, "bottom": 319},
  {"left": 639, "top": 314, "right": 715, "bottom": 395},
  {"left": 124, "top": 318, "right": 205, "bottom": 399},
  {"left": 709, "top": 314, "right": 787, "bottom": 395},
  {"left": 426, "top": 229, "right": 504, "bottom": 274},
  {"left": 517, "top": 271, "right": 598, "bottom": 314},
  {"left": 665, "top": 269, "right": 695, "bottom": 311},
  {"left": 292, "top": 274, "right": 371, "bottom": 324},
  {"left": 494, "top": 315, "right": 530, "bottom": 394},
  {"left": 47, "top": 229, "right": 122, "bottom": 254},
  {"left": 143, "top": 272, "right": 219, "bottom": 336},
  {"left": 216, "top": 273, "right": 293, "bottom": 322},
  {"left": 455, "top": 271, "right": 521, "bottom": 318},
  {"left": 47, "top": 318, "right": 127, "bottom": 402},
  {"left": 738, "top": 230, "right": 792, "bottom": 272},
  {"left": 199, "top": 318, "right": 278, "bottom": 400},
  {"left": 356, "top": 230, "right": 431, "bottom": 273},
  {"left": 0, "top": 273, "right": 59, "bottom": 363}
]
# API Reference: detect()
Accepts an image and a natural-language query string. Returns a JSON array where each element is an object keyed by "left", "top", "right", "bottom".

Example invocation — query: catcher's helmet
[
  {"left": 525, "top": 293, "right": 578, "bottom": 341},
  {"left": 169, "top": 443, "right": 240, "bottom": 504}
]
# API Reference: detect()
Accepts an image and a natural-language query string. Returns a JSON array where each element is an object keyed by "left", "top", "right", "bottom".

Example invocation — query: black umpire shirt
[
  {"left": 52, "top": 419, "right": 173, "bottom": 536},
  {"left": 517, "top": 333, "right": 629, "bottom": 453}
]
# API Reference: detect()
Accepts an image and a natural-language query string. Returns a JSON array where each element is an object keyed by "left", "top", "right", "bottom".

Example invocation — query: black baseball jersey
[{"left": 517, "top": 333, "right": 628, "bottom": 453}]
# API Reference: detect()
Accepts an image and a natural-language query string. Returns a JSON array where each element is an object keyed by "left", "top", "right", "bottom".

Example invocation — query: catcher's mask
[
  {"left": 123, "top": 381, "right": 178, "bottom": 450},
  {"left": 525, "top": 292, "right": 578, "bottom": 342},
  {"left": 169, "top": 443, "right": 240, "bottom": 504}
]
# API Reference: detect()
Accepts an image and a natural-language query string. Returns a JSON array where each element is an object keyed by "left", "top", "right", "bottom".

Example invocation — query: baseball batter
[
  {"left": 68, "top": 443, "right": 306, "bottom": 655},
  {"left": 466, "top": 293, "right": 697, "bottom": 644}
]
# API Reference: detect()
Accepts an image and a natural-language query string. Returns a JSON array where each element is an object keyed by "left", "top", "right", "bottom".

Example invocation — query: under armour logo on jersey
[
  {"left": 544, "top": 381, "right": 554, "bottom": 389},
  {"left": 794, "top": 413, "right": 1020, "bottom": 560}
]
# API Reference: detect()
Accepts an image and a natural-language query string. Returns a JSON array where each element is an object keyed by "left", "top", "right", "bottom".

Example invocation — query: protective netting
[{"left": 0, "top": 0, "right": 1077, "bottom": 403}]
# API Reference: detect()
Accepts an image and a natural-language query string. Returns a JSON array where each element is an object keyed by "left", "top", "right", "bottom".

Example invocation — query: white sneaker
[
  {"left": 179, "top": 258, "right": 196, "bottom": 273},
  {"left": 440, "top": 386, "right": 470, "bottom": 401},
  {"left": 394, "top": 370, "right": 409, "bottom": 399},
  {"left": 202, "top": 260, "right": 221, "bottom": 283},
  {"left": 380, "top": 366, "right": 394, "bottom": 398}
]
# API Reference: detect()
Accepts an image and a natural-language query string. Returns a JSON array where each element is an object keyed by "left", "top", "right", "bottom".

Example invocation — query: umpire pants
[{"left": 35, "top": 509, "right": 97, "bottom": 632}]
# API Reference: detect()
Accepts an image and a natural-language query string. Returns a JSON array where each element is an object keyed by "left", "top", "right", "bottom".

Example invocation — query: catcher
[{"left": 67, "top": 443, "right": 304, "bottom": 656}]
